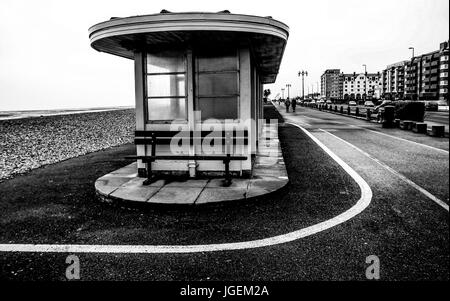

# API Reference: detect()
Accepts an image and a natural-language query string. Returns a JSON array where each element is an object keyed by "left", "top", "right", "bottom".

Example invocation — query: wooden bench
[{"left": 126, "top": 130, "right": 249, "bottom": 186}]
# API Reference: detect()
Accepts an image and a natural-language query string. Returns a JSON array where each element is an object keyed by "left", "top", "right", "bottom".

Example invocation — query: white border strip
[{"left": 0, "top": 123, "right": 372, "bottom": 254}]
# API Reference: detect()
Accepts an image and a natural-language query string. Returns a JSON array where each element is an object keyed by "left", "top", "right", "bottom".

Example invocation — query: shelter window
[
  {"left": 146, "top": 50, "right": 187, "bottom": 121},
  {"left": 195, "top": 49, "right": 239, "bottom": 120}
]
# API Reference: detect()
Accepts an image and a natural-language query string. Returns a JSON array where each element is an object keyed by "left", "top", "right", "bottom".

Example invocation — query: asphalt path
[{"left": 0, "top": 104, "right": 448, "bottom": 281}]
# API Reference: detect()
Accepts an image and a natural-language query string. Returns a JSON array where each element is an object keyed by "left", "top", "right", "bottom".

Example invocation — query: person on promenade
[
  {"left": 292, "top": 98, "right": 297, "bottom": 112},
  {"left": 285, "top": 98, "right": 291, "bottom": 113}
]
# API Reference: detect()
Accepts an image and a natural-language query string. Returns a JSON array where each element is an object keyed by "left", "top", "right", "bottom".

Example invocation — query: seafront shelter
[{"left": 89, "top": 11, "right": 288, "bottom": 182}]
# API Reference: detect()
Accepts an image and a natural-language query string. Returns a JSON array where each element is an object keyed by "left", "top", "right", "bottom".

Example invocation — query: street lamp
[
  {"left": 409, "top": 47, "right": 415, "bottom": 59},
  {"left": 286, "top": 84, "right": 291, "bottom": 99},
  {"left": 363, "top": 64, "right": 367, "bottom": 101},
  {"left": 409, "top": 47, "right": 417, "bottom": 100},
  {"left": 298, "top": 70, "right": 308, "bottom": 100}
]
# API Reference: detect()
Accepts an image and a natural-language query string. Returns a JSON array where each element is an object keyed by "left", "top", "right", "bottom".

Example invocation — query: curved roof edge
[
  {"left": 88, "top": 12, "right": 289, "bottom": 83},
  {"left": 88, "top": 12, "right": 289, "bottom": 38}
]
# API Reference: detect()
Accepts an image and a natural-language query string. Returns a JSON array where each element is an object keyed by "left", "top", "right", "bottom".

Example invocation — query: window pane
[
  {"left": 198, "top": 55, "right": 237, "bottom": 72},
  {"left": 197, "top": 73, "right": 238, "bottom": 96},
  {"left": 147, "top": 74, "right": 185, "bottom": 97},
  {"left": 197, "top": 97, "right": 238, "bottom": 120},
  {"left": 146, "top": 51, "right": 185, "bottom": 73},
  {"left": 147, "top": 98, "right": 186, "bottom": 121}
]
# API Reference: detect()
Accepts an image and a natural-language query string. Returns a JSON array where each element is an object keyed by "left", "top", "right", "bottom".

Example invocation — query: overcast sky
[{"left": 0, "top": 0, "right": 448, "bottom": 110}]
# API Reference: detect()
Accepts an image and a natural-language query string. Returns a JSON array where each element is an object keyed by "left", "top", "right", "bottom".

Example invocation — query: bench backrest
[{"left": 134, "top": 130, "right": 249, "bottom": 146}]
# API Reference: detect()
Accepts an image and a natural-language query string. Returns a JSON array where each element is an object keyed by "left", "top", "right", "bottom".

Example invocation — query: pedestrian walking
[
  {"left": 292, "top": 98, "right": 297, "bottom": 112},
  {"left": 285, "top": 98, "right": 291, "bottom": 112}
]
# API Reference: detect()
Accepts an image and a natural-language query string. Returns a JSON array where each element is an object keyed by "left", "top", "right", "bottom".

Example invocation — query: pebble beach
[{"left": 0, "top": 109, "right": 135, "bottom": 181}]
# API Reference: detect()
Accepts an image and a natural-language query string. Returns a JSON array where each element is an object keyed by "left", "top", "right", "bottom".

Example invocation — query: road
[
  {"left": 280, "top": 103, "right": 449, "bottom": 203},
  {"left": 333, "top": 103, "right": 449, "bottom": 126},
  {"left": 0, "top": 103, "right": 448, "bottom": 282},
  {"left": 425, "top": 111, "right": 449, "bottom": 126},
  {"left": 273, "top": 103, "right": 449, "bottom": 279}
]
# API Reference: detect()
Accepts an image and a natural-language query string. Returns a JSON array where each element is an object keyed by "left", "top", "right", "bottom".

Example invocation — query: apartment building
[
  {"left": 381, "top": 61, "right": 408, "bottom": 99},
  {"left": 321, "top": 69, "right": 343, "bottom": 100},
  {"left": 391, "top": 41, "right": 449, "bottom": 102},
  {"left": 438, "top": 42, "right": 449, "bottom": 102},
  {"left": 343, "top": 72, "right": 382, "bottom": 100}
]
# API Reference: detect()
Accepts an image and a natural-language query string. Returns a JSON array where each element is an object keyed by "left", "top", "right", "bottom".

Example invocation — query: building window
[
  {"left": 145, "top": 50, "right": 187, "bottom": 121},
  {"left": 195, "top": 49, "right": 239, "bottom": 120}
]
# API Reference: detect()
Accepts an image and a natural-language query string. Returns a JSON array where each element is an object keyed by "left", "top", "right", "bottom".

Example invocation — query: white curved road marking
[
  {"left": 320, "top": 129, "right": 449, "bottom": 211},
  {"left": 0, "top": 123, "right": 372, "bottom": 254}
]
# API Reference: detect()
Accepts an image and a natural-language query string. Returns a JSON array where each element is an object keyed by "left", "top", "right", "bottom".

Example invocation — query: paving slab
[
  {"left": 206, "top": 178, "right": 249, "bottom": 188},
  {"left": 150, "top": 186, "right": 203, "bottom": 204},
  {"left": 110, "top": 186, "right": 160, "bottom": 202},
  {"left": 195, "top": 187, "right": 248, "bottom": 204}
]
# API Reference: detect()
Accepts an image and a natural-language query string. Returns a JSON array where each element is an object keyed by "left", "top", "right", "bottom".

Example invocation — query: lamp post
[
  {"left": 281, "top": 88, "right": 285, "bottom": 100},
  {"left": 409, "top": 47, "right": 415, "bottom": 59},
  {"left": 363, "top": 64, "right": 367, "bottom": 101},
  {"left": 409, "top": 47, "right": 418, "bottom": 100},
  {"left": 298, "top": 70, "right": 308, "bottom": 100},
  {"left": 286, "top": 84, "right": 291, "bottom": 99}
]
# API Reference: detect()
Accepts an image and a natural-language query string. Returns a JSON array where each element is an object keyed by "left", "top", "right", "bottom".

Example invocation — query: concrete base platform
[{"left": 95, "top": 124, "right": 289, "bottom": 205}]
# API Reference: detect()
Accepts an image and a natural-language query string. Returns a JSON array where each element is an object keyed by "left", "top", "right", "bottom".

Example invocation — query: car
[
  {"left": 326, "top": 100, "right": 333, "bottom": 104},
  {"left": 348, "top": 101, "right": 357, "bottom": 106},
  {"left": 364, "top": 101, "right": 375, "bottom": 107},
  {"left": 374, "top": 100, "right": 393, "bottom": 112},
  {"left": 424, "top": 101, "right": 439, "bottom": 111}
]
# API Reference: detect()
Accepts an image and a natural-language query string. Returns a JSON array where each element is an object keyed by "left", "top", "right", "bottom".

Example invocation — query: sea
[{"left": 0, "top": 106, "right": 134, "bottom": 121}]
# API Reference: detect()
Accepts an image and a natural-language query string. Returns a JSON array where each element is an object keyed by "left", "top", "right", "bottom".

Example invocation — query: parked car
[
  {"left": 348, "top": 101, "right": 357, "bottom": 106},
  {"left": 326, "top": 100, "right": 333, "bottom": 104},
  {"left": 423, "top": 101, "right": 439, "bottom": 111},
  {"left": 374, "top": 100, "right": 393, "bottom": 112},
  {"left": 364, "top": 101, "right": 375, "bottom": 107}
]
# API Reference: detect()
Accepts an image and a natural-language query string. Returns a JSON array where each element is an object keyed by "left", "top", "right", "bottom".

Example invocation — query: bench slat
[
  {"left": 125, "top": 155, "right": 247, "bottom": 161},
  {"left": 135, "top": 130, "right": 248, "bottom": 138},
  {"left": 134, "top": 137, "right": 249, "bottom": 145}
]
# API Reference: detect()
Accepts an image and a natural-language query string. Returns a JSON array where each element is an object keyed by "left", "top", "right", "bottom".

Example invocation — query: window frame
[
  {"left": 194, "top": 48, "right": 240, "bottom": 121},
  {"left": 144, "top": 50, "right": 189, "bottom": 123}
]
